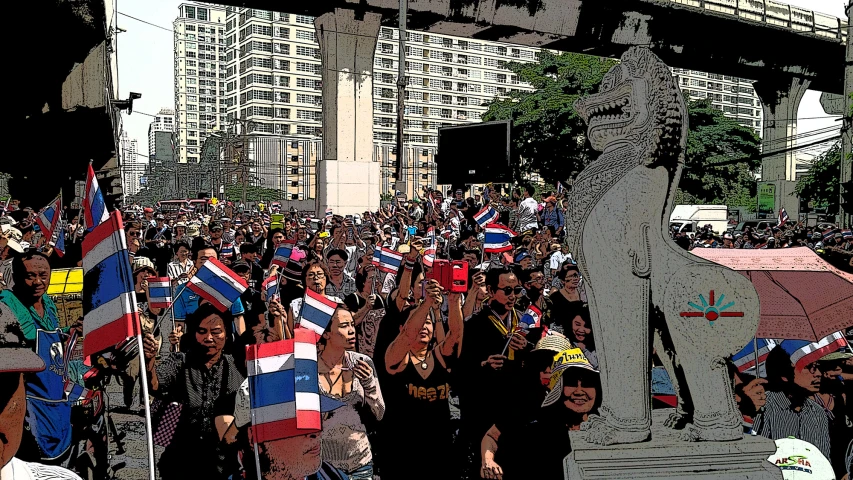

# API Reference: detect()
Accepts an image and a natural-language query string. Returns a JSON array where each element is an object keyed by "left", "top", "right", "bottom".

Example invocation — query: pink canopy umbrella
[{"left": 690, "top": 247, "right": 852, "bottom": 342}]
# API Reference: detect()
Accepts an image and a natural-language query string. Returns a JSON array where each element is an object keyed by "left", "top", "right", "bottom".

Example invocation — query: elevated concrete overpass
[{"left": 210, "top": 0, "right": 847, "bottom": 216}]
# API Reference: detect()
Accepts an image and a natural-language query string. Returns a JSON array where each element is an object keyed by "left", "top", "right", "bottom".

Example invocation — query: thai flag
[
  {"left": 52, "top": 221, "right": 66, "bottom": 258},
  {"left": 271, "top": 243, "right": 294, "bottom": 268},
  {"left": 187, "top": 258, "right": 247, "bottom": 312},
  {"left": 822, "top": 228, "right": 836, "bottom": 242},
  {"left": 484, "top": 224, "right": 516, "bottom": 253},
  {"left": 474, "top": 206, "right": 499, "bottom": 227},
  {"left": 147, "top": 278, "right": 173, "bottom": 309},
  {"left": 557, "top": 181, "right": 566, "bottom": 195},
  {"left": 82, "top": 210, "right": 139, "bottom": 357},
  {"left": 372, "top": 247, "right": 404, "bottom": 274},
  {"left": 235, "top": 217, "right": 243, "bottom": 228},
  {"left": 423, "top": 227, "right": 437, "bottom": 267},
  {"left": 441, "top": 223, "right": 452, "bottom": 239},
  {"left": 519, "top": 305, "right": 542, "bottom": 329},
  {"left": 84, "top": 163, "right": 110, "bottom": 231},
  {"left": 297, "top": 288, "right": 337, "bottom": 337},
  {"left": 777, "top": 208, "right": 789, "bottom": 226},
  {"left": 842, "top": 229, "right": 852, "bottom": 239},
  {"left": 64, "top": 380, "right": 94, "bottom": 404},
  {"left": 63, "top": 329, "right": 79, "bottom": 380},
  {"left": 246, "top": 328, "right": 325, "bottom": 442},
  {"left": 732, "top": 338, "right": 778, "bottom": 376},
  {"left": 36, "top": 195, "right": 62, "bottom": 240},
  {"left": 220, "top": 242, "right": 235, "bottom": 259},
  {"left": 325, "top": 208, "right": 333, "bottom": 218},
  {"left": 779, "top": 332, "right": 848, "bottom": 371},
  {"left": 262, "top": 212, "right": 271, "bottom": 227},
  {"left": 262, "top": 275, "right": 279, "bottom": 303}
]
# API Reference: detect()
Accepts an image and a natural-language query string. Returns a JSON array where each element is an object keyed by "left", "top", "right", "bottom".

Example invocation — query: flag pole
[
  {"left": 250, "top": 410, "right": 263, "bottom": 480},
  {"left": 135, "top": 333, "right": 157, "bottom": 480},
  {"left": 154, "top": 281, "right": 191, "bottom": 332},
  {"left": 753, "top": 337, "right": 760, "bottom": 378}
]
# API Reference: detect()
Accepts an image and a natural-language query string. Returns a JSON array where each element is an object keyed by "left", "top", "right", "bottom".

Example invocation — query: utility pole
[
  {"left": 840, "top": 0, "right": 852, "bottom": 228},
  {"left": 395, "top": 0, "right": 407, "bottom": 196}
]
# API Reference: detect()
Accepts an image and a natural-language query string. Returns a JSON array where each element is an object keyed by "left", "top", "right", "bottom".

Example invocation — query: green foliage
[
  {"left": 224, "top": 184, "right": 286, "bottom": 202},
  {"left": 481, "top": 51, "right": 617, "bottom": 185},
  {"left": 481, "top": 54, "right": 760, "bottom": 206},
  {"left": 795, "top": 141, "right": 841, "bottom": 213},
  {"left": 682, "top": 98, "right": 761, "bottom": 206}
]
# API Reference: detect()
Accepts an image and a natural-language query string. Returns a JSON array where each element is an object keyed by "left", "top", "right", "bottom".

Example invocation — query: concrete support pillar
[
  {"left": 753, "top": 76, "right": 810, "bottom": 220},
  {"left": 315, "top": 9, "right": 382, "bottom": 216}
]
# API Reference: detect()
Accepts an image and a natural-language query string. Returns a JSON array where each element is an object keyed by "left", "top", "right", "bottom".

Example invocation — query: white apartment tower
[
  {"left": 174, "top": 3, "right": 227, "bottom": 164},
  {"left": 671, "top": 68, "right": 763, "bottom": 133},
  {"left": 148, "top": 108, "right": 176, "bottom": 157},
  {"left": 120, "top": 132, "right": 142, "bottom": 196}
]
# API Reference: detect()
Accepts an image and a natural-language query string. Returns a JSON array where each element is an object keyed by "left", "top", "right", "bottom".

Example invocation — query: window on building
[
  {"left": 275, "top": 43, "right": 290, "bottom": 55},
  {"left": 185, "top": 6, "right": 195, "bottom": 18},
  {"left": 197, "top": 8, "right": 208, "bottom": 21},
  {"left": 295, "top": 15, "right": 314, "bottom": 24},
  {"left": 296, "top": 30, "right": 316, "bottom": 41},
  {"left": 296, "top": 46, "right": 317, "bottom": 57}
]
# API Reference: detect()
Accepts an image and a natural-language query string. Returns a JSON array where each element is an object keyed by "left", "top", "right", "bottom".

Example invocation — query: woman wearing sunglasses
[{"left": 457, "top": 266, "right": 535, "bottom": 479}]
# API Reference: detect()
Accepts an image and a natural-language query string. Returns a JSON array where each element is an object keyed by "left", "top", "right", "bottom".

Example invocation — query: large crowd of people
[{"left": 1, "top": 187, "right": 851, "bottom": 480}]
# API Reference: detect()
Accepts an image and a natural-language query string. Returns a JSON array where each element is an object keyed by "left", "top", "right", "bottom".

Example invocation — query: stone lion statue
[{"left": 567, "top": 46, "right": 760, "bottom": 445}]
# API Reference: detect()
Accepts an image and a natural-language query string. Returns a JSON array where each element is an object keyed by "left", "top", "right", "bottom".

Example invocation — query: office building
[
  {"left": 671, "top": 68, "right": 763, "bottom": 133},
  {"left": 148, "top": 108, "right": 176, "bottom": 158},
  {"left": 174, "top": 3, "right": 227, "bottom": 164},
  {"left": 120, "top": 132, "right": 142, "bottom": 196}
]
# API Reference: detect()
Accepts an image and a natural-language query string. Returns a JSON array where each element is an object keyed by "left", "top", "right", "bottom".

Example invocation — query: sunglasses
[
  {"left": 496, "top": 286, "right": 523, "bottom": 296},
  {"left": 128, "top": 231, "right": 140, "bottom": 237}
]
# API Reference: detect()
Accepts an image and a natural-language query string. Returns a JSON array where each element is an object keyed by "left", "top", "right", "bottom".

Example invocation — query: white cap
[{"left": 766, "top": 437, "right": 833, "bottom": 479}]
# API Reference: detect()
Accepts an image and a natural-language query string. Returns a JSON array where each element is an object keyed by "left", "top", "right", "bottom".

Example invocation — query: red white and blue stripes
[
  {"left": 484, "top": 224, "right": 517, "bottom": 253},
  {"left": 779, "top": 331, "right": 847, "bottom": 371},
  {"left": 187, "top": 258, "right": 247, "bottom": 312},
  {"left": 271, "top": 243, "right": 294, "bottom": 268},
  {"left": 297, "top": 288, "right": 337, "bottom": 337},
  {"left": 520, "top": 305, "right": 542, "bottom": 329},
  {"left": 147, "top": 278, "right": 173, "bottom": 309},
  {"left": 36, "top": 195, "right": 62, "bottom": 240},
  {"left": 262, "top": 275, "right": 279, "bottom": 304},
  {"left": 474, "top": 206, "right": 499, "bottom": 227},
  {"left": 246, "top": 328, "right": 321, "bottom": 443},
  {"left": 732, "top": 338, "right": 778, "bottom": 376},
  {"left": 423, "top": 227, "right": 437, "bottom": 267},
  {"left": 777, "top": 208, "right": 789, "bottom": 226},
  {"left": 372, "top": 247, "right": 404, "bottom": 274},
  {"left": 82, "top": 210, "right": 139, "bottom": 357},
  {"left": 84, "top": 163, "right": 110, "bottom": 231}
]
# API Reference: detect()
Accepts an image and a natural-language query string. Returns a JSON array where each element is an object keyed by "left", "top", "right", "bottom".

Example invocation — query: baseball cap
[
  {"left": 209, "top": 221, "right": 223, "bottom": 231},
  {"left": 766, "top": 437, "right": 833, "bottom": 479},
  {"left": 1, "top": 224, "right": 25, "bottom": 253},
  {"left": 541, "top": 348, "right": 598, "bottom": 408},
  {"left": 514, "top": 252, "right": 530, "bottom": 263},
  {"left": 0, "top": 302, "right": 46, "bottom": 373}
]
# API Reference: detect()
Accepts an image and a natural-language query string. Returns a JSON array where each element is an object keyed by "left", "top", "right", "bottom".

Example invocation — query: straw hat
[
  {"left": 541, "top": 347, "right": 598, "bottom": 407},
  {"left": 132, "top": 256, "right": 156, "bottom": 274},
  {"left": 532, "top": 333, "right": 573, "bottom": 354}
]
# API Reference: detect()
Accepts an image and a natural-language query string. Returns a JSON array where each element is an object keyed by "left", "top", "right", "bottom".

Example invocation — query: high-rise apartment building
[
  {"left": 148, "top": 108, "right": 176, "bottom": 157},
  {"left": 120, "top": 132, "right": 142, "bottom": 196},
  {"left": 671, "top": 68, "right": 763, "bottom": 132},
  {"left": 174, "top": 3, "right": 227, "bottom": 164}
]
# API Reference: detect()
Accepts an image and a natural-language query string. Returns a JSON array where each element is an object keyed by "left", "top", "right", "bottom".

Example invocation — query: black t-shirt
[
  {"left": 495, "top": 410, "right": 572, "bottom": 479},
  {"left": 543, "top": 291, "right": 584, "bottom": 335},
  {"left": 373, "top": 292, "right": 415, "bottom": 384}
]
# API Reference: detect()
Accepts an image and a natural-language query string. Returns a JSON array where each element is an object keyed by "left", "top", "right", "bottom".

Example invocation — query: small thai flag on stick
[
  {"left": 187, "top": 258, "right": 247, "bottom": 312},
  {"left": 423, "top": 227, "right": 437, "bottom": 268},
  {"left": 82, "top": 210, "right": 139, "bottom": 357},
  {"left": 262, "top": 275, "right": 279, "bottom": 304},
  {"left": 147, "top": 278, "right": 173, "bottom": 309},
  {"left": 271, "top": 243, "right": 294, "bottom": 268},
  {"left": 484, "top": 224, "right": 517, "bottom": 253},
  {"left": 777, "top": 208, "right": 789, "bottom": 226},
  {"left": 325, "top": 208, "right": 333, "bottom": 219},
  {"left": 36, "top": 194, "right": 63, "bottom": 241},
  {"left": 372, "top": 247, "right": 404, "bottom": 274},
  {"left": 297, "top": 288, "right": 337, "bottom": 337},
  {"left": 474, "top": 206, "right": 499, "bottom": 228},
  {"left": 64, "top": 380, "right": 95, "bottom": 404},
  {"left": 519, "top": 305, "right": 542, "bottom": 329}
]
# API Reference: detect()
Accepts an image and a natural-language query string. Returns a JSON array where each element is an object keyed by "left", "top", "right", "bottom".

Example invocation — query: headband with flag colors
[
  {"left": 82, "top": 210, "right": 139, "bottom": 357},
  {"left": 777, "top": 208, "right": 789, "bottom": 226},
  {"left": 519, "top": 305, "right": 542, "bottom": 329},
  {"left": 262, "top": 275, "right": 279, "bottom": 304},
  {"left": 297, "top": 288, "right": 337, "bottom": 337},
  {"left": 778, "top": 331, "right": 847, "bottom": 371},
  {"left": 147, "top": 278, "right": 173, "bottom": 309},
  {"left": 36, "top": 195, "right": 63, "bottom": 240},
  {"left": 372, "top": 247, "right": 404, "bottom": 274},
  {"left": 271, "top": 242, "right": 294, "bottom": 268},
  {"left": 483, "top": 224, "right": 517, "bottom": 253},
  {"left": 84, "top": 163, "right": 110, "bottom": 231},
  {"left": 474, "top": 206, "right": 499, "bottom": 228},
  {"left": 246, "top": 328, "right": 324, "bottom": 443},
  {"left": 732, "top": 338, "right": 778, "bottom": 376},
  {"left": 187, "top": 258, "right": 248, "bottom": 312}
]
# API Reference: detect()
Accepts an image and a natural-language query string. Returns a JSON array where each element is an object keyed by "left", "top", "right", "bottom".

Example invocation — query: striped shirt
[
  {"left": 754, "top": 390, "right": 830, "bottom": 459},
  {"left": 517, "top": 197, "right": 539, "bottom": 232},
  {"left": 167, "top": 260, "right": 193, "bottom": 284}
]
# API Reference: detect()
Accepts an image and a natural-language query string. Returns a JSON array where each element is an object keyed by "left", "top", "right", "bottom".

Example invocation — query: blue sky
[{"left": 116, "top": 0, "right": 847, "bottom": 160}]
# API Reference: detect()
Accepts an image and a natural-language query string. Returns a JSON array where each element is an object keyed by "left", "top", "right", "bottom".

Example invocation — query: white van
[{"left": 669, "top": 205, "right": 729, "bottom": 237}]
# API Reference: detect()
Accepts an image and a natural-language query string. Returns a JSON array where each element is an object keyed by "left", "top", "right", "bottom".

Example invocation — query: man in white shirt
[
  {"left": 1, "top": 304, "right": 82, "bottom": 480},
  {"left": 516, "top": 185, "right": 540, "bottom": 233}
]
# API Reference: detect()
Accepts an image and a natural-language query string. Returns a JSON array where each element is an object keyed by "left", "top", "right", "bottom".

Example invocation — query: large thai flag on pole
[
  {"left": 474, "top": 206, "right": 499, "bottom": 228},
  {"left": 147, "top": 278, "right": 173, "bottom": 309},
  {"left": 187, "top": 258, "right": 247, "bottom": 312},
  {"left": 84, "top": 163, "right": 110, "bottom": 231},
  {"left": 732, "top": 338, "right": 777, "bottom": 377},
  {"left": 82, "top": 211, "right": 139, "bottom": 357},
  {"left": 36, "top": 195, "right": 62, "bottom": 240},
  {"left": 372, "top": 247, "right": 404, "bottom": 274},
  {"left": 271, "top": 243, "right": 294, "bottom": 268},
  {"left": 484, "top": 224, "right": 516, "bottom": 253},
  {"left": 779, "top": 332, "right": 847, "bottom": 371},
  {"left": 297, "top": 288, "right": 337, "bottom": 337},
  {"left": 246, "top": 328, "right": 322, "bottom": 443}
]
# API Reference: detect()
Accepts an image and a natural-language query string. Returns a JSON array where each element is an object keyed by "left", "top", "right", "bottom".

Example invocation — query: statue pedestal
[{"left": 564, "top": 410, "right": 782, "bottom": 480}]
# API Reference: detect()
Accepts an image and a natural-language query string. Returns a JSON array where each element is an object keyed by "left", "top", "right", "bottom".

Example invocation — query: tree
[
  {"left": 481, "top": 53, "right": 761, "bottom": 207},
  {"left": 794, "top": 141, "right": 841, "bottom": 213},
  {"left": 481, "top": 51, "right": 617, "bottom": 185},
  {"left": 681, "top": 98, "right": 761, "bottom": 207}
]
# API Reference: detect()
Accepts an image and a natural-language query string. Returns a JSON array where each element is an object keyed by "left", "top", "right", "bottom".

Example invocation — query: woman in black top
[
  {"left": 543, "top": 262, "right": 585, "bottom": 335},
  {"left": 344, "top": 267, "right": 387, "bottom": 359},
  {"left": 142, "top": 303, "right": 244, "bottom": 480},
  {"left": 381, "top": 275, "right": 464, "bottom": 480}
]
